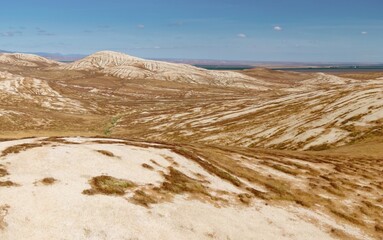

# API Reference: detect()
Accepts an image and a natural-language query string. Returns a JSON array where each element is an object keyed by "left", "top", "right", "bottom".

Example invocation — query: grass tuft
[
  {"left": 41, "top": 177, "right": 57, "bottom": 185},
  {"left": 161, "top": 167, "right": 208, "bottom": 195},
  {"left": 142, "top": 163, "right": 154, "bottom": 170},
  {"left": 96, "top": 150, "right": 115, "bottom": 157},
  {"left": 1, "top": 142, "right": 47, "bottom": 157},
  {"left": 83, "top": 175, "right": 136, "bottom": 196},
  {"left": 238, "top": 193, "right": 252, "bottom": 205},
  {"left": 0, "top": 167, "right": 8, "bottom": 178},
  {"left": 0, "top": 181, "right": 18, "bottom": 187},
  {"left": 131, "top": 190, "right": 157, "bottom": 207}
]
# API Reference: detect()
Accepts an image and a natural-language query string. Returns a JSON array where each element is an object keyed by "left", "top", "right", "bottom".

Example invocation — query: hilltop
[{"left": 0, "top": 53, "right": 61, "bottom": 67}]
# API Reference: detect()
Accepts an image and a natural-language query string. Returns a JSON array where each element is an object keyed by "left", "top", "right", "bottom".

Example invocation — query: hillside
[
  {"left": 59, "top": 51, "right": 271, "bottom": 90},
  {"left": 0, "top": 51, "right": 382, "bottom": 239},
  {"left": 0, "top": 137, "right": 380, "bottom": 239},
  {"left": 0, "top": 53, "right": 61, "bottom": 67}
]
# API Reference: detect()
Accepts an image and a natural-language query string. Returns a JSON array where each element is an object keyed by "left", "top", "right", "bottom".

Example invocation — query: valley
[{"left": 0, "top": 51, "right": 382, "bottom": 239}]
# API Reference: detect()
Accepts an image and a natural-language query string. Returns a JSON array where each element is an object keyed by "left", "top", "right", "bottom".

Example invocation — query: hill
[
  {"left": 0, "top": 53, "right": 61, "bottom": 67},
  {"left": 0, "top": 51, "right": 382, "bottom": 239},
  {"left": 59, "top": 51, "right": 270, "bottom": 90}
]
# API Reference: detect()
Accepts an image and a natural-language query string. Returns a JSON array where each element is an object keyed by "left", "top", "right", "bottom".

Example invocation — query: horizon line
[{"left": 1, "top": 49, "right": 383, "bottom": 65}]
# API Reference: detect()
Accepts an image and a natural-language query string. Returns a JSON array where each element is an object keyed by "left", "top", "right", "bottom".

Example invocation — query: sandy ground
[{"left": 0, "top": 137, "right": 369, "bottom": 240}]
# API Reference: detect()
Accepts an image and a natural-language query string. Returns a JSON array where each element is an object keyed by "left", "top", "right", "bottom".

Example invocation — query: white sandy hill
[
  {"left": 302, "top": 73, "right": 357, "bottom": 85},
  {"left": 0, "top": 137, "right": 368, "bottom": 240},
  {"left": 133, "top": 79, "right": 383, "bottom": 150},
  {"left": 0, "top": 71, "right": 85, "bottom": 113},
  {"left": 60, "top": 51, "right": 270, "bottom": 90},
  {"left": 0, "top": 53, "right": 61, "bottom": 67}
]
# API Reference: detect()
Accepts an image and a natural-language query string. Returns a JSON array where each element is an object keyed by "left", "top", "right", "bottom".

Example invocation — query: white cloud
[
  {"left": 0, "top": 31, "right": 23, "bottom": 37},
  {"left": 361, "top": 31, "right": 367, "bottom": 35},
  {"left": 274, "top": 26, "right": 282, "bottom": 31},
  {"left": 137, "top": 24, "right": 145, "bottom": 29},
  {"left": 237, "top": 33, "right": 247, "bottom": 38},
  {"left": 36, "top": 27, "right": 55, "bottom": 36}
]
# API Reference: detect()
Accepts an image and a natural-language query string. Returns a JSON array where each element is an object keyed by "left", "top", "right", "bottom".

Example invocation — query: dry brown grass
[
  {"left": 40, "top": 177, "right": 57, "bottom": 185},
  {"left": 130, "top": 190, "right": 158, "bottom": 207},
  {"left": 142, "top": 163, "right": 154, "bottom": 170},
  {"left": 0, "top": 166, "right": 8, "bottom": 178},
  {"left": 96, "top": 150, "right": 115, "bottom": 157},
  {"left": 307, "top": 143, "right": 331, "bottom": 151},
  {"left": 1, "top": 142, "right": 48, "bottom": 157},
  {"left": 171, "top": 148, "right": 242, "bottom": 187},
  {"left": 269, "top": 163, "right": 300, "bottom": 176},
  {"left": 330, "top": 208, "right": 365, "bottom": 226},
  {"left": 246, "top": 187, "right": 268, "bottom": 200},
  {"left": 161, "top": 167, "right": 208, "bottom": 195},
  {"left": 375, "top": 224, "right": 383, "bottom": 233},
  {"left": 82, "top": 175, "right": 136, "bottom": 196},
  {"left": 162, "top": 143, "right": 383, "bottom": 238},
  {"left": 238, "top": 193, "right": 252, "bottom": 205},
  {"left": 125, "top": 166, "right": 228, "bottom": 206},
  {"left": 150, "top": 159, "right": 161, "bottom": 167},
  {"left": 0, "top": 181, "right": 18, "bottom": 187},
  {"left": 44, "top": 136, "right": 80, "bottom": 144}
]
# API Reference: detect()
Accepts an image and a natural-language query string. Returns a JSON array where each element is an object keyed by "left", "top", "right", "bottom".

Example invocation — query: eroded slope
[{"left": 59, "top": 51, "right": 271, "bottom": 90}]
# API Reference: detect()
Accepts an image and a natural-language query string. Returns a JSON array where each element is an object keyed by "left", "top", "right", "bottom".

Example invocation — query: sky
[{"left": 0, "top": 0, "right": 382, "bottom": 62}]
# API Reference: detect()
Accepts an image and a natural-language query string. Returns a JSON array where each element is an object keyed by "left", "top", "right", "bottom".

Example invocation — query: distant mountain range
[
  {"left": 1, "top": 49, "right": 382, "bottom": 67},
  {"left": 0, "top": 49, "right": 13, "bottom": 54},
  {"left": 0, "top": 49, "right": 86, "bottom": 62}
]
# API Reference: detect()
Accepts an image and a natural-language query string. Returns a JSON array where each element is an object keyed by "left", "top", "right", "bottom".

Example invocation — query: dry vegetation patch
[
  {"left": 238, "top": 193, "right": 253, "bottom": 205},
  {"left": 0, "top": 166, "right": 8, "bottom": 178},
  {"left": 1, "top": 142, "right": 48, "bottom": 157},
  {"left": 83, "top": 175, "right": 136, "bottom": 196},
  {"left": 161, "top": 167, "right": 209, "bottom": 196},
  {"left": 44, "top": 137, "right": 80, "bottom": 145},
  {"left": 39, "top": 177, "right": 57, "bottom": 185},
  {"left": 0, "top": 205, "right": 10, "bottom": 230},
  {"left": 142, "top": 163, "right": 154, "bottom": 170},
  {"left": 130, "top": 190, "right": 158, "bottom": 207},
  {"left": 171, "top": 148, "right": 242, "bottom": 187},
  {"left": 167, "top": 143, "right": 383, "bottom": 238},
  {"left": 0, "top": 181, "right": 18, "bottom": 187},
  {"left": 128, "top": 166, "right": 228, "bottom": 207},
  {"left": 375, "top": 224, "right": 383, "bottom": 233},
  {"left": 96, "top": 150, "right": 115, "bottom": 157}
]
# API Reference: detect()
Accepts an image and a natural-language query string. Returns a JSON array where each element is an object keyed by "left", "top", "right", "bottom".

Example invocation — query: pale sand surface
[{"left": 0, "top": 137, "right": 369, "bottom": 240}]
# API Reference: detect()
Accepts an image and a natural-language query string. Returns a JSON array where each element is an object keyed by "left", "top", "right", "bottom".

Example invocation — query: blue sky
[{"left": 0, "top": 0, "right": 382, "bottom": 62}]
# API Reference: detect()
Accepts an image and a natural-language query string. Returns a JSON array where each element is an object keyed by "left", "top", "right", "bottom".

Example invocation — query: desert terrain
[{"left": 0, "top": 51, "right": 382, "bottom": 239}]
